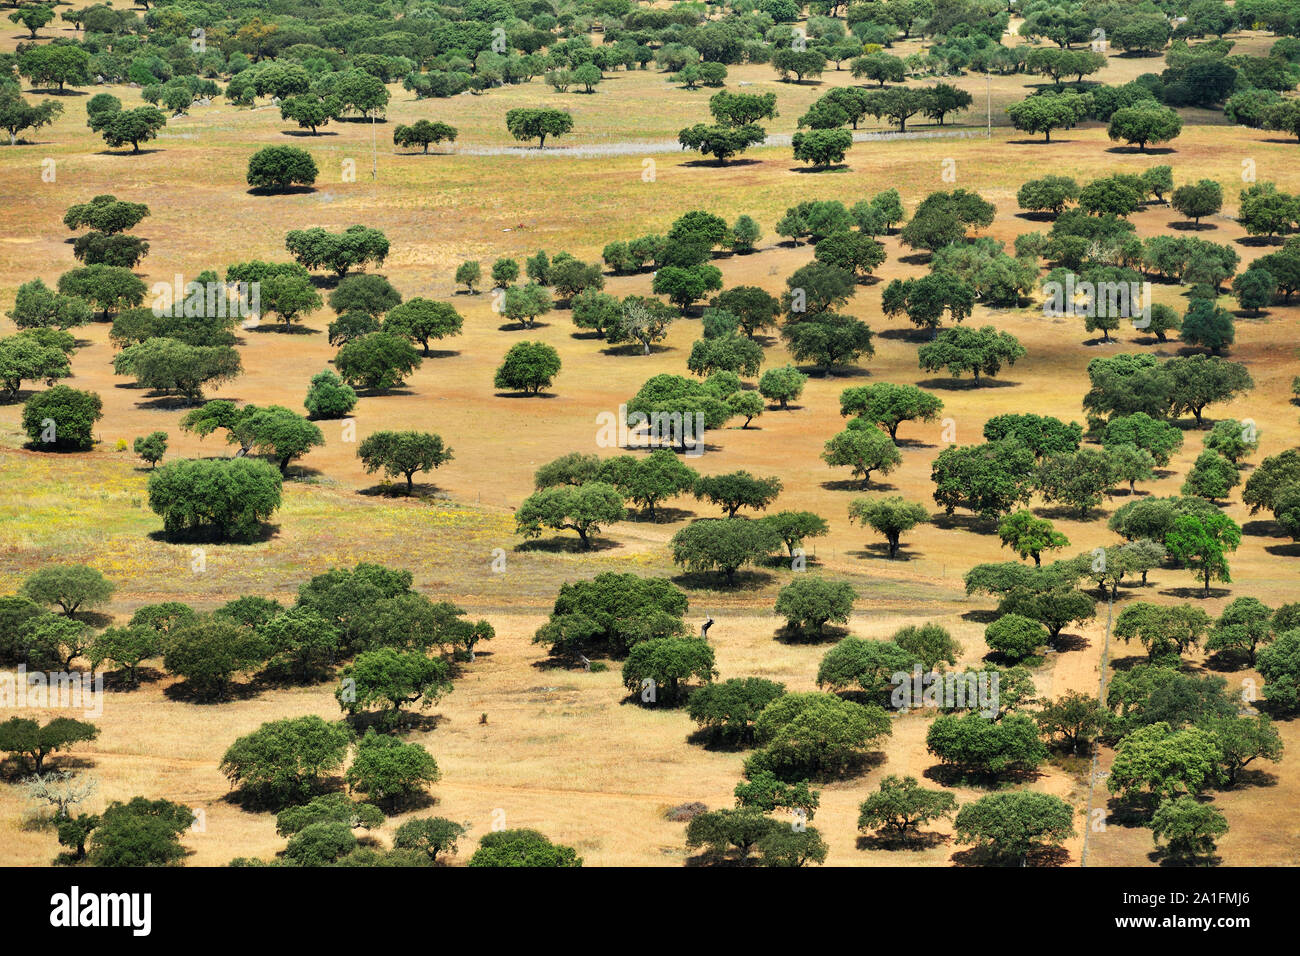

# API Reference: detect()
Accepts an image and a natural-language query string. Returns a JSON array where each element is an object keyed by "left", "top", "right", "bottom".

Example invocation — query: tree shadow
[
  {"left": 281, "top": 130, "right": 339, "bottom": 137},
  {"left": 147, "top": 523, "right": 280, "bottom": 545},
  {"left": 514, "top": 536, "right": 620, "bottom": 554},
  {"left": 246, "top": 323, "right": 321, "bottom": 335},
  {"left": 163, "top": 677, "right": 262, "bottom": 704},
  {"left": 670, "top": 569, "right": 775, "bottom": 592},
  {"left": 1105, "top": 145, "right": 1176, "bottom": 155},
  {"left": 245, "top": 185, "right": 318, "bottom": 196},
  {"left": 930, "top": 513, "right": 998, "bottom": 535},
  {"left": 819, "top": 478, "right": 897, "bottom": 493},
  {"left": 773, "top": 622, "right": 849, "bottom": 645},
  {"left": 1167, "top": 220, "right": 1216, "bottom": 232},
  {"left": 849, "top": 543, "right": 920, "bottom": 562},
  {"left": 356, "top": 481, "right": 447, "bottom": 499},
  {"left": 788, "top": 164, "right": 850, "bottom": 174},
  {"left": 493, "top": 390, "right": 559, "bottom": 399},
  {"left": 916, "top": 377, "right": 1019, "bottom": 390},
  {"left": 1157, "top": 586, "right": 1231, "bottom": 600},
  {"left": 951, "top": 844, "right": 1071, "bottom": 867},
  {"left": 856, "top": 830, "right": 949, "bottom": 852}
]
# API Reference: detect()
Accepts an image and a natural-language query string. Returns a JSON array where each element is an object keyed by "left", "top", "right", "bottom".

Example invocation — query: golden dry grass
[{"left": 0, "top": 18, "right": 1298, "bottom": 866}]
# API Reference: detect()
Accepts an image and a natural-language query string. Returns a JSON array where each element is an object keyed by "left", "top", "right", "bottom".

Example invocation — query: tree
[
  {"left": 762, "top": 511, "right": 830, "bottom": 560},
  {"left": 713, "top": 286, "right": 781, "bottom": 338},
  {"left": 18, "top": 43, "right": 90, "bottom": 92},
  {"left": 599, "top": 449, "right": 699, "bottom": 520},
  {"left": 687, "top": 335, "right": 764, "bottom": 378},
  {"left": 791, "top": 129, "right": 852, "bottom": 168},
  {"left": 0, "top": 717, "right": 98, "bottom": 774},
  {"left": 1149, "top": 796, "right": 1228, "bottom": 862},
  {"left": 840, "top": 383, "right": 943, "bottom": 441},
  {"left": 1182, "top": 450, "right": 1240, "bottom": 501},
  {"left": 1171, "top": 179, "right": 1223, "bottom": 226},
  {"left": 163, "top": 615, "right": 269, "bottom": 699},
  {"left": 771, "top": 48, "right": 827, "bottom": 83},
  {"left": 505, "top": 108, "right": 573, "bottom": 147},
  {"left": 1108, "top": 105, "right": 1183, "bottom": 151},
  {"left": 1165, "top": 511, "right": 1241, "bottom": 595},
  {"left": 752, "top": 692, "right": 891, "bottom": 779},
  {"left": 1036, "top": 447, "right": 1119, "bottom": 518},
  {"left": 851, "top": 51, "right": 905, "bottom": 86},
  {"left": 21, "top": 385, "right": 102, "bottom": 450},
  {"left": 782, "top": 312, "right": 876, "bottom": 372},
  {"left": 147, "top": 457, "right": 282, "bottom": 541},
  {"left": 334, "top": 333, "right": 422, "bottom": 391},
  {"left": 1259, "top": 631, "right": 1300, "bottom": 712},
  {"left": 693, "top": 471, "right": 782, "bottom": 517},
  {"left": 455, "top": 261, "right": 481, "bottom": 294},
  {"left": 258, "top": 607, "right": 340, "bottom": 683},
  {"left": 1108, "top": 722, "right": 1223, "bottom": 803},
  {"left": 20, "top": 565, "right": 113, "bottom": 619},
  {"left": 1006, "top": 93, "right": 1089, "bottom": 142},
  {"left": 345, "top": 730, "right": 440, "bottom": 806},
  {"left": 328, "top": 274, "right": 400, "bottom": 319},
  {"left": 857, "top": 775, "right": 957, "bottom": 839},
  {"left": 687, "top": 678, "right": 786, "bottom": 745},
  {"left": 8, "top": 5, "right": 54, "bottom": 40},
  {"left": 382, "top": 299, "right": 462, "bottom": 356},
  {"left": 985, "top": 613, "right": 1048, "bottom": 662},
  {"left": 774, "top": 576, "right": 855, "bottom": 637},
  {"left": 1165, "top": 355, "right": 1253, "bottom": 427},
  {"left": 953, "top": 791, "right": 1076, "bottom": 865},
  {"left": 393, "top": 816, "right": 467, "bottom": 863},
  {"left": 0, "top": 85, "right": 62, "bottom": 146},
  {"left": 87, "top": 626, "right": 156, "bottom": 686},
  {"left": 86, "top": 797, "right": 193, "bottom": 867},
  {"left": 356, "top": 431, "right": 452, "bottom": 495},
  {"left": 927, "top": 711, "right": 1048, "bottom": 774},
  {"left": 621, "top": 636, "right": 715, "bottom": 704},
  {"left": 393, "top": 120, "right": 457, "bottom": 153},
  {"left": 1207, "top": 597, "right": 1274, "bottom": 666},
  {"left": 848, "top": 496, "right": 929, "bottom": 559},
  {"left": 998, "top": 510, "right": 1068, "bottom": 565},
  {"left": 930, "top": 440, "right": 1036, "bottom": 519},
  {"left": 1201, "top": 713, "right": 1283, "bottom": 787},
  {"left": 7, "top": 278, "right": 91, "bottom": 330},
  {"left": 1036, "top": 691, "right": 1110, "bottom": 754},
  {"left": 917, "top": 326, "right": 1026, "bottom": 385},
  {"left": 515, "top": 482, "right": 624, "bottom": 549},
  {"left": 709, "top": 90, "right": 778, "bottom": 126},
  {"left": 0, "top": 331, "right": 71, "bottom": 401},
  {"left": 468, "top": 828, "right": 582, "bottom": 867},
  {"left": 220, "top": 716, "right": 351, "bottom": 807},
  {"left": 244, "top": 145, "right": 318, "bottom": 190},
  {"left": 1179, "top": 299, "right": 1235, "bottom": 355},
  {"left": 677, "top": 123, "right": 767, "bottom": 165},
  {"left": 237, "top": 406, "right": 324, "bottom": 475},
  {"left": 1234, "top": 267, "right": 1276, "bottom": 316},
  {"left": 89, "top": 105, "right": 167, "bottom": 153},
  {"left": 304, "top": 369, "right": 357, "bottom": 419},
  {"left": 815, "top": 636, "right": 918, "bottom": 699},
  {"left": 336, "top": 648, "right": 452, "bottom": 727},
  {"left": 1017, "top": 175, "right": 1079, "bottom": 215},
  {"left": 501, "top": 283, "right": 552, "bottom": 328},
  {"left": 494, "top": 340, "right": 560, "bottom": 394},
  {"left": 112, "top": 337, "right": 242, "bottom": 402},
  {"left": 758, "top": 365, "right": 808, "bottom": 409},
  {"left": 285, "top": 225, "right": 389, "bottom": 278},
  {"left": 669, "top": 518, "right": 781, "bottom": 585},
  {"left": 1103, "top": 413, "right": 1183, "bottom": 467},
  {"left": 684, "top": 807, "right": 783, "bottom": 863}
]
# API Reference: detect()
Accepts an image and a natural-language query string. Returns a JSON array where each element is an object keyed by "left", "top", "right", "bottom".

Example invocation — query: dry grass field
[{"left": 0, "top": 13, "right": 1298, "bottom": 867}]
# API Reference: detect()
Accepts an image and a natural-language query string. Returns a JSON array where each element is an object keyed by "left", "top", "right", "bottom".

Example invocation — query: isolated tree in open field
[
  {"left": 18, "top": 42, "right": 89, "bottom": 92},
  {"left": 337, "top": 648, "right": 452, "bottom": 728},
  {"left": 21, "top": 385, "right": 102, "bottom": 451},
  {"left": 1165, "top": 511, "right": 1241, "bottom": 596},
  {"left": 1108, "top": 105, "right": 1183, "bottom": 152},
  {"left": 286, "top": 226, "right": 389, "bottom": 278},
  {"left": 621, "top": 636, "right": 716, "bottom": 705},
  {"left": 774, "top": 576, "right": 855, "bottom": 638},
  {"left": 383, "top": 299, "right": 462, "bottom": 356},
  {"left": 393, "top": 120, "right": 457, "bottom": 153},
  {"left": 858, "top": 776, "right": 957, "bottom": 840},
  {"left": 758, "top": 365, "right": 808, "bottom": 409},
  {"left": 148, "top": 458, "right": 282, "bottom": 542},
  {"left": 494, "top": 340, "right": 560, "bottom": 394},
  {"left": 304, "top": 370, "right": 357, "bottom": 420},
  {"left": 677, "top": 123, "right": 767, "bottom": 164},
  {"left": 357, "top": 431, "right": 452, "bottom": 495},
  {"left": 468, "top": 829, "right": 582, "bottom": 867},
  {"left": 506, "top": 108, "right": 573, "bottom": 147},
  {"left": 345, "top": 731, "right": 440, "bottom": 807},
  {"left": 1005, "top": 93, "right": 1089, "bottom": 142}
]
